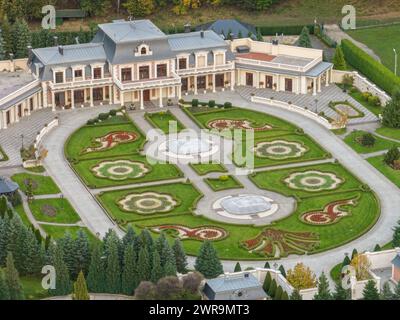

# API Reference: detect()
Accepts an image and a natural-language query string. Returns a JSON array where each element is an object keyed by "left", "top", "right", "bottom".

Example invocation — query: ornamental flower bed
[
  {"left": 284, "top": 170, "right": 343, "bottom": 192},
  {"left": 83, "top": 131, "right": 138, "bottom": 154},
  {"left": 301, "top": 198, "right": 357, "bottom": 225},
  {"left": 254, "top": 140, "right": 308, "bottom": 160},
  {"left": 150, "top": 224, "right": 228, "bottom": 241},
  {"left": 207, "top": 119, "right": 272, "bottom": 131},
  {"left": 91, "top": 160, "right": 149, "bottom": 181},
  {"left": 118, "top": 192, "right": 178, "bottom": 214},
  {"left": 241, "top": 228, "right": 319, "bottom": 258}
]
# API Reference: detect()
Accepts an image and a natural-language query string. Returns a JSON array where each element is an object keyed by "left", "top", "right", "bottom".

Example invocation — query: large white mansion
[{"left": 0, "top": 19, "right": 333, "bottom": 130}]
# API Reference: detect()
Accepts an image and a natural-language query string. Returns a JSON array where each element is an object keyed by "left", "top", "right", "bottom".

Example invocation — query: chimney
[
  {"left": 184, "top": 23, "right": 191, "bottom": 33},
  {"left": 58, "top": 45, "right": 64, "bottom": 55},
  {"left": 200, "top": 30, "right": 204, "bottom": 38},
  {"left": 53, "top": 36, "right": 58, "bottom": 46},
  {"left": 75, "top": 37, "right": 80, "bottom": 44}
]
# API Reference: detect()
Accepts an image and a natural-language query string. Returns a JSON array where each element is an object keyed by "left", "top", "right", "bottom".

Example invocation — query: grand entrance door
[
  {"left": 74, "top": 90, "right": 85, "bottom": 104},
  {"left": 246, "top": 73, "right": 254, "bottom": 86},
  {"left": 215, "top": 74, "right": 224, "bottom": 87},
  {"left": 93, "top": 88, "right": 103, "bottom": 101},
  {"left": 285, "top": 78, "right": 293, "bottom": 92},
  {"left": 266, "top": 75, "right": 273, "bottom": 89},
  {"left": 197, "top": 76, "right": 206, "bottom": 90},
  {"left": 143, "top": 90, "right": 150, "bottom": 101},
  {"left": 55, "top": 92, "right": 65, "bottom": 108}
]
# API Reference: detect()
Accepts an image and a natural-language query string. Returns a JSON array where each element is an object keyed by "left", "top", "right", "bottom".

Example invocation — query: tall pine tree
[
  {"left": 137, "top": 247, "right": 151, "bottom": 282},
  {"left": 333, "top": 45, "right": 347, "bottom": 70},
  {"left": 86, "top": 243, "right": 106, "bottom": 293},
  {"left": 121, "top": 245, "right": 138, "bottom": 295},
  {"left": 5, "top": 252, "right": 24, "bottom": 300},
  {"left": 105, "top": 240, "right": 121, "bottom": 294},
  {"left": 49, "top": 244, "right": 71, "bottom": 297},
  {"left": 194, "top": 241, "right": 223, "bottom": 279},
  {"left": 150, "top": 250, "right": 164, "bottom": 284},
  {"left": 72, "top": 271, "right": 90, "bottom": 300},
  {"left": 0, "top": 268, "right": 10, "bottom": 300},
  {"left": 13, "top": 18, "right": 31, "bottom": 58},
  {"left": 362, "top": 280, "right": 380, "bottom": 300},
  {"left": 313, "top": 272, "right": 332, "bottom": 300},
  {"left": 172, "top": 239, "right": 187, "bottom": 274}
]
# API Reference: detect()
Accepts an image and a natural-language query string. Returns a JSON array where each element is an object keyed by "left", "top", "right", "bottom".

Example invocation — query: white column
[
  {"left": 194, "top": 76, "right": 198, "bottom": 95},
  {"left": 325, "top": 70, "right": 329, "bottom": 86},
  {"left": 256, "top": 72, "right": 260, "bottom": 88},
  {"left": 313, "top": 78, "right": 317, "bottom": 96},
  {"left": 42, "top": 84, "right": 48, "bottom": 109},
  {"left": 318, "top": 76, "right": 322, "bottom": 92},
  {"left": 109, "top": 85, "right": 113, "bottom": 104},
  {"left": 159, "top": 87, "right": 163, "bottom": 108},
  {"left": 140, "top": 89, "right": 144, "bottom": 109},
  {"left": 90, "top": 88, "right": 94, "bottom": 107},
  {"left": 14, "top": 105, "right": 19, "bottom": 122},
  {"left": 120, "top": 90, "right": 124, "bottom": 106},
  {"left": 71, "top": 90, "right": 75, "bottom": 109},
  {"left": 52, "top": 91, "right": 56, "bottom": 111},
  {"left": 231, "top": 71, "right": 235, "bottom": 90},
  {"left": 2, "top": 111, "right": 6, "bottom": 129},
  {"left": 212, "top": 74, "right": 216, "bottom": 93},
  {"left": 275, "top": 75, "right": 280, "bottom": 92},
  {"left": 177, "top": 86, "right": 182, "bottom": 100}
]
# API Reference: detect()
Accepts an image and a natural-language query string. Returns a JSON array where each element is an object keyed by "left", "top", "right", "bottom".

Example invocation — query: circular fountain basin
[{"left": 167, "top": 138, "right": 212, "bottom": 155}]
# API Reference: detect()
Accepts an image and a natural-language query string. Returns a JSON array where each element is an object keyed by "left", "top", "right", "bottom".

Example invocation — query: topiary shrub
[
  {"left": 384, "top": 146, "right": 400, "bottom": 166},
  {"left": 191, "top": 99, "right": 199, "bottom": 107},
  {"left": 219, "top": 175, "right": 229, "bottom": 181},
  {"left": 86, "top": 119, "right": 95, "bottom": 125},
  {"left": 98, "top": 113, "right": 109, "bottom": 121},
  {"left": 109, "top": 109, "right": 117, "bottom": 116},
  {"left": 224, "top": 102, "right": 233, "bottom": 108},
  {"left": 358, "top": 133, "right": 376, "bottom": 147},
  {"left": 208, "top": 100, "right": 216, "bottom": 108}
]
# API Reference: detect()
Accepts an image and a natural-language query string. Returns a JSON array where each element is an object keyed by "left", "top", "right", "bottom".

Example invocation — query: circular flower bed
[
  {"left": 41, "top": 204, "right": 57, "bottom": 217},
  {"left": 284, "top": 171, "right": 343, "bottom": 192},
  {"left": 151, "top": 225, "right": 228, "bottom": 241},
  {"left": 91, "top": 160, "right": 149, "bottom": 181},
  {"left": 254, "top": 140, "right": 308, "bottom": 159},
  {"left": 207, "top": 119, "right": 272, "bottom": 131},
  {"left": 118, "top": 192, "right": 178, "bottom": 214}
]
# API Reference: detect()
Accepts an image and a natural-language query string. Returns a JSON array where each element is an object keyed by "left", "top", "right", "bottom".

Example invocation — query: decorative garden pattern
[
  {"left": 118, "top": 192, "right": 178, "bottom": 214},
  {"left": 301, "top": 198, "right": 358, "bottom": 225},
  {"left": 150, "top": 225, "right": 228, "bottom": 241},
  {"left": 241, "top": 228, "right": 320, "bottom": 257},
  {"left": 41, "top": 204, "right": 57, "bottom": 217},
  {"left": 254, "top": 140, "right": 308, "bottom": 159},
  {"left": 83, "top": 131, "right": 138, "bottom": 153},
  {"left": 207, "top": 119, "right": 272, "bottom": 131},
  {"left": 284, "top": 171, "right": 343, "bottom": 192},
  {"left": 91, "top": 160, "right": 149, "bottom": 181}
]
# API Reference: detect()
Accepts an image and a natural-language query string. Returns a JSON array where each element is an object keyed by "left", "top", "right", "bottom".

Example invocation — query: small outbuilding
[
  {"left": 392, "top": 254, "right": 400, "bottom": 284},
  {"left": 0, "top": 176, "right": 19, "bottom": 197},
  {"left": 202, "top": 272, "right": 267, "bottom": 300},
  {"left": 196, "top": 19, "right": 257, "bottom": 40}
]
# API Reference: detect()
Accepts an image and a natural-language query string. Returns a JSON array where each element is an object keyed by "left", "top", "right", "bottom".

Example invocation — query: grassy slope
[
  {"left": 367, "top": 155, "right": 400, "bottom": 187},
  {"left": 11, "top": 173, "right": 61, "bottom": 195},
  {"left": 376, "top": 127, "right": 400, "bottom": 141}
]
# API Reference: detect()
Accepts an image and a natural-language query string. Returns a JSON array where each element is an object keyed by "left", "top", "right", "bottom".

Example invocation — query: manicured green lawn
[
  {"left": 29, "top": 198, "right": 81, "bottom": 224},
  {"left": 204, "top": 175, "right": 243, "bottom": 191},
  {"left": 145, "top": 110, "right": 185, "bottom": 134},
  {"left": 40, "top": 225, "right": 99, "bottom": 243},
  {"left": 97, "top": 182, "right": 202, "bottom": 223},
  {"left": 183, "top": 105, "right": 297, "bottom": 139},
  {"left": 347, "top": 25, "right": 400, "bottom": 70},
  {"left": 131, "top": 190, "right": 378, "bottom": 259},
  {"left": 367, "top": 155, "right": 400, "bottom": 187},
  {"left": 72, "top": 154, "right": 183, "bottom": 189},
  {"left": 344, "top": 130, "right": 400, "bottom": 154},
  {"left": 189, "top": 163, "right": 228, "bottom": 175},
  {"left": 346, "top": 87, "right": 383, "bottom": 116},
  {"left": 11, "top": 173, "right": 61, "bottom": 195},
  {"left": 331, "top": 128, "right": 347, "bottom": 136},
  {"left": 376, "top": 127, "right": 400, "bottom": 141},
  {"left": 237, "top": 133, "right": 329, "bottom": 168},
  {"left": 250, "top": 162, "right": 362, "bottom": 199},
  {"left": 20, "top": 276, "right": 49, "bottom": 300},
  {"left": 65, "top": 122, "right": 145, "bottom": 161},
  {"left": 25, "top": 166, "right": 46, "bottom": 173}
]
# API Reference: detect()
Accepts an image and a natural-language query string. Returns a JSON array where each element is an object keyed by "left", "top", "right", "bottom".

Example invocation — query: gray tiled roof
[
  {"left": 305, "top": 61, "right": 333, "bottom": 77},
  {"left": 0, "top": 177, "right": 18, "bottom": 194},
  {"left": 32, "top": 43, "right": 106, "bottom": 66},
  {"left": 168, "top": 31, "right": 228, "bottom": 52},
  {"left": 98, "top": 20, "right": 166, "bottom": 43},
  {"left": 205, "top": 273, "right": 262, "bottom": 293},
  {"left": 0, "top": 85, "right": 41, "bottom": 111},
  {"left": 392, "top": 254, "right": 400, "bottom": 268},
  {"left": 196, "top": 19, "right": 257, "bottom": 40}
]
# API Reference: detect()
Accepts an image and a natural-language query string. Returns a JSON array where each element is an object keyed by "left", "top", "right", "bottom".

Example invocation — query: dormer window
[
  {"left": 135, "top": 44, "right": 152, "bottom": 57},
  {"left": 141, "top": 47, "right": 147, "bottom": 55}
]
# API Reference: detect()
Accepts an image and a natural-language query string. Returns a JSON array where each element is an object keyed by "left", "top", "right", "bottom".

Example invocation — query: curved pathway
[{"left": 185, "top": 91, "right": 400, "bottom": 275}]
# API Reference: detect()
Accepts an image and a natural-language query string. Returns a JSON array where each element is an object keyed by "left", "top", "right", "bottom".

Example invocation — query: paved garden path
[
  {"left": 41, "top": 106, "right": 124, "bottom": 239},
  {"left": 184, "top": 91, "right": 400, "bottom": 275},
  {"left": 324, "top": 24, "right": 382, "bottom": 62}
]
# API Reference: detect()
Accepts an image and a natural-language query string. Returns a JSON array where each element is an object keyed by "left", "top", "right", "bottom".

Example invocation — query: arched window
[{"left": 141, "top": 47, "right": 147, "bottom": 55}]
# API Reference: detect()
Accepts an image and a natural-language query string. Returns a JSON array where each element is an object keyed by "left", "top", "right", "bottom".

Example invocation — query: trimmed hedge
[
  {"left": 257, "top": 24, "right": 315, "bottom": 36},
  {"left": 341, "top": 39, "right": 400, "bottom": 95}
]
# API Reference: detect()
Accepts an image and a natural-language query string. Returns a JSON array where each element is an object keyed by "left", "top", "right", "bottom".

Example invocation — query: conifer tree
[
  {"left": 269, "top": 279, "right": 277, "bottom": 297},
  {"left": 121, "top": 245, "right": 138, "bottom": 295},
  {"left": 105, "top": 240, "right": 121, "bottom": 294},
  {"left": 24, "top": 228, "right": 43, "bottom": 275},
  {"left": 72, "top": 271, "right": 90, "bottom": 300},
  {"left": 351, "top": 248, "right": 358, "bottom": 260},
  {"left": 150, "top": 250, "right": 163, "bottom": 284},
  {"left": 137, "top": 247, "right": 151, "bottom": 282},
  {"left": 380, "top": 282, "right": 394, "bottom": 300},
  {"left": 0, "top": 269, "right": 10, "bottom": 300},
  {"left": 0, "top": 215, "right": 10, "bottom": 265},
  {"left": 163, "top": 247, "right": 177, "bottom": 277},
  {"left": 172, "top": 239, "right": 187, "bottom": 274},
  {"left": 382, "top": 89, "right": 400, "bottom": 128},
  {"left": 342, "top": 255, "right": 351, "bottom": 267},
  {"left": 394, "top": 281, "right": 400, "bottom": 300},
  {"left": 6, "top": 214, "right": 28, "bottom": 275},
  {"left": 194, "top": 241, "right": 223, "bottom": 279},
  {"left": 264, "top": 261, "right": 270, "bottom": 269},
  {"left": 234, "top": 262, "right": 242, "bottom": 272},
  {"left": 49, "top": 244, "right": 71, "bottom": 297},
  {"left": 290, "top": 288, "right": 302, "bottom": 300},
  {"left": 333, "top": 282, "right": 350, "bottom": 300},
  {"left": 281, "top": 291, "right": 289, "bottom": 300},
  {"left": 0, "top": 196, "right": 6, "bottom": 215},
  {"left": 333, "top": 45, "right": 347, "bottom": 70},
  {"left": 278, "top": 265, "right": 286, "bottom": 278},
  {"left": 274, "top": 285, "right": 283, "bottom": 300},
  {"left": 262, "top": 272, "right": 271, "bottom": 294},
  {"left": 313, "top": 272, "right": 332, "bottom": 300},
  {"left": 122, "top": 225, "right": 136, "bottom": 248},
  {"left": 73, "top": 230, "right": 91, "bottom": 277},
  {"left": 13, "top": 18, "right": 31, "bottom": 58},
  {"left": 393, "top": 220, "right": 400, "bottom": 247},
  {"left": 362, "top": 280, "right": 380, "bottom": 300},
  {"left": 5, "top": 252, "right": 24, "bottom": 300},
  {"left": 86, "top": 243, "right": 105, "bottom": 293},
  {"left": 298, "top": 26, "right": 312, "bottom": 48},
  {"left": 59, "top": 232, "right": 76, "bottom": 278}
]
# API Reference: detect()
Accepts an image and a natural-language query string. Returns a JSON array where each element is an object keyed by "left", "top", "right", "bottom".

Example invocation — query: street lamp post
[{"left": 394, "top": 48, "right": 398, "bottom": 76}]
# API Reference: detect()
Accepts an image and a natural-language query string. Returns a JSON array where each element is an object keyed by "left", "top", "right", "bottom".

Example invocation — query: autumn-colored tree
[
  {"left": 286, "top": 263, "right": 317, "bottom": 290},
  {"left": 72, "top": 271, "right": 90, "bottom": 300},
  {"left": 350, "top": 254, "right": 371, "bottom": 281}
]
